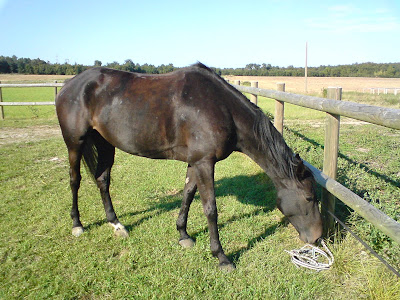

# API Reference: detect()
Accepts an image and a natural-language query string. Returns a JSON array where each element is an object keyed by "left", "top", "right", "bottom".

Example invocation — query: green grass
[
  {"left": 1, "top": 135, "right": 399, "bottom": 299},
  {"left": 256, "top": 96, "right": 326, "bottom": 120},
  {"left": 1, "top": 85, "right": 400, "bottom": 298},
  {"left": 341, "top": 91, "right": 400, "bottom": 108},
  {"left": 0, "top": 87, "right": 58, "bottom": 125}
]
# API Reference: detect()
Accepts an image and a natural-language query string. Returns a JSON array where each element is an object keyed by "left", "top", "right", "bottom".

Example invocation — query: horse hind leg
[
  {"left": 68, "top": 147, "right": 84, "bottom": 237},
  {"left": 176, "top": 165, "right": 197, "bottom": 248},
  {"left": 91, "top": 131, "right": 129, "bottom": 238}
]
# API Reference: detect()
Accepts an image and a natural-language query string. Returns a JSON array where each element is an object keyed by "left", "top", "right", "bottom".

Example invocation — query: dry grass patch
[
  {"left": 0, "top": 74, "right": 73, "bottom": 83},
  {"left": 226, "top": 75, "right": 400, "bottom": 94}
]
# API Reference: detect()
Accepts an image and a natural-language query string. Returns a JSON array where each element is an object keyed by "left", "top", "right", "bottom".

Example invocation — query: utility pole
[{"left": 305, "top": 42, "right": 308, "bottom": 94}]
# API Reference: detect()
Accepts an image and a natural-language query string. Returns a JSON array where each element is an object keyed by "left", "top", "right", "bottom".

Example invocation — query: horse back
[{"left": 56, "top": 67, "right": 237, "bottom": 164}]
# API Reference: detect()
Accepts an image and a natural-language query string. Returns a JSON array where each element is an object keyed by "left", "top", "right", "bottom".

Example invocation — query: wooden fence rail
[
  {"left": 0, "top": 83, "right": 64, "bottom": 88},
  {"left": 233, "top": 84, "right": 400, "bottom": 130},
  {"left": 233, "top": 82, "right": 400, "bottom": 244},
  {"left": 0, "top": 82, "right": 63, "bottom": 119}
]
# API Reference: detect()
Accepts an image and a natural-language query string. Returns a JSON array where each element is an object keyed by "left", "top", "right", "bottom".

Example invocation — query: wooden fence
[
  {"left": 1, "top": 80, "right": 400, "bottom": 245},
  {"left": 232, "top": 82, "right": 400, "bottom": 244},
  {"left": 363, "top": 87, "right": 400, "bottom": 95},
  {"left": 0, "top": 82, "right": 63, "bottom": 119}
]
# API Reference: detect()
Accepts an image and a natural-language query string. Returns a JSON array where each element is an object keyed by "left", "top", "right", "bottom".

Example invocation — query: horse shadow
[
  {"left": 85, "top": 172, "right": 283, "bottom": 261},
  {"left": 126, "top": 173, "right": 281, "bottom": 261}
]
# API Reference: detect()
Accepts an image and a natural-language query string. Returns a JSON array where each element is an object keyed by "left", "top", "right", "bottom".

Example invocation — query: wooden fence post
[
  {"left": 250, "top": 81, "right": 258, "bottom": 105},
  {"left": 0, "top": 81, "right": 4, "bottom": 120},
  {"left": 322, "top": 87, "right": 342, "bottom": 236},
  {"left": 274, "top": 83, "right": 285, "bottom": 135},
  {"left": 54, "top": 80, "right": 58, "bottom": 100}
]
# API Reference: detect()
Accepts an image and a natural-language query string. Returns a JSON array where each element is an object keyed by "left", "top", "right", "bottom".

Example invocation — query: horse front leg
[
  {"left": 194, "top": 160, "right": 235, "bottom": 271},
  {"left": 176, "top": 165, "right": 197, "bottom": 248}
]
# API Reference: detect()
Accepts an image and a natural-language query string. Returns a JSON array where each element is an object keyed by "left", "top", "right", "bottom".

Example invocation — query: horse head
[{"left": 276, "top": 154, "right": 323, "bottom": 244}]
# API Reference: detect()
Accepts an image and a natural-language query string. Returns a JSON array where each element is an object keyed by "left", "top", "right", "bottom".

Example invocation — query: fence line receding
[{"left": 232, "top": 82, "right": 400, "bottom": 245}]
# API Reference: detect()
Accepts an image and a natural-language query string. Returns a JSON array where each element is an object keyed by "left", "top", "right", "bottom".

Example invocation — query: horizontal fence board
[
  {"left": 234, "top": 85, "right": 400, "bottom": 130},
  {"left": 0, "top": 101, "right": 55, "bottom": 106},
  {"left": 304, "top": 161, "right": 400, "bottom": 245},
  {"left": 0, "top": 83, "right": 64, "bottom": 88}
]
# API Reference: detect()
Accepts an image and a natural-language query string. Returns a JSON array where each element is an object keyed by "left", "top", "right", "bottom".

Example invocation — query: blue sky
[{"left": 1, "top": 0, "right": 399, "bottom": 68}]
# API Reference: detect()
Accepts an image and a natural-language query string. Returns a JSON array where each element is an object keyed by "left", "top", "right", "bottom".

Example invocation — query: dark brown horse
[{"left": 56, "top": 63, "right": 322, "bottom": 270}]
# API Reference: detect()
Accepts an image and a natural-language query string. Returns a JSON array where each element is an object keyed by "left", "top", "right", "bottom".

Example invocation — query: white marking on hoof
[
  {"left": 72, "top": 226, "right": 84, "bottom": 237},
  {"left": 185, "top": 177, "right": 190, "bottom": 184},
  {"left": 110, "top": 222, "right": 129, "bottom": 238},
  {"left": 179, "top": 238, "right": 195, "bottom": 248}
]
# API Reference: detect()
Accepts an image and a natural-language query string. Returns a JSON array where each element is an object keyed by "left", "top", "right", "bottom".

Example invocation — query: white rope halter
[{"left": 285, "top": 239, "right": 334, "bottom": 271}]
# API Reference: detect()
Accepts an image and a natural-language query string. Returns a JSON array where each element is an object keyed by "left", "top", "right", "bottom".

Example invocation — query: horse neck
[{"left": 235, "top": 109, "right": 294, "bottom": 188}]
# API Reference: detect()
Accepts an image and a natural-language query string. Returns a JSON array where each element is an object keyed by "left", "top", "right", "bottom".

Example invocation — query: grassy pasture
[
  {"left": 0, "top": 87, "right": 60, "bottom": 127},
  {"left": 0, "top": 82, "right": 400, "bottom": 298}
]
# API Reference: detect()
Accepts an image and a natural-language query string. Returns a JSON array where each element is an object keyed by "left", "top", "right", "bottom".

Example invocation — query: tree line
[
  {"left": 220, "top": 62, "right": 400, "bottom": 78},
  {"left": 1, "top": 55, "right": 399, "bottom": 78},
  {"left": 0, "top": 56, "right": 177, "bottom": 76}
]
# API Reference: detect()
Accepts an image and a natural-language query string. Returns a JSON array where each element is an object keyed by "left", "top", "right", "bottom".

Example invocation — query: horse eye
[{"left": 306, "top": 196, "right": 314, "bottom": 202}]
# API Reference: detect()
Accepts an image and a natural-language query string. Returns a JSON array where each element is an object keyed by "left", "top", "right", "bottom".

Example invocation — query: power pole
[{"left": 305, "top": 42, "right": 308, "bottom": 94}]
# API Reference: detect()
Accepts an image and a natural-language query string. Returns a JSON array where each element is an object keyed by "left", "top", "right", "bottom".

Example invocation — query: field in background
[
  {"left": 0, "top": 74, "right": 74, "bottom": 83},
  {"left": 226, "top": 75, "right": 400, "bottom": 95}
]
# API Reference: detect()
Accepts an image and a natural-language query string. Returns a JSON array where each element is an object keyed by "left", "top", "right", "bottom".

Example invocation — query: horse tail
[{"left": 82, "top": 132, "right": 98, "bottom": 182}]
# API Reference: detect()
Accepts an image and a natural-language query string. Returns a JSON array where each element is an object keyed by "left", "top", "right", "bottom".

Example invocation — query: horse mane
[
  {"left": 190, "top": 62, "right": 298, "bottom": 179},
  {"left": 253, "top": 109, "right": 297, "bottom": 179}
]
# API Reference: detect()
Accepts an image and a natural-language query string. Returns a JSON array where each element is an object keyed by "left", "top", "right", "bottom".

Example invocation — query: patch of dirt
[
  {"left": 356, "top": 147, "right": 370, "bottom": 153},
  {"left": 0, "top": 125, "right": 61, "bottom": 146},
  {"left": 285, "top": 118, "right": 368, "bottom": 128}
]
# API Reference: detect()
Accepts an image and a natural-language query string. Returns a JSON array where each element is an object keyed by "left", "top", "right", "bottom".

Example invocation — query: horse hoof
[
  {"left": 72, "top": 226, "right": 84, "bottom": 237},
  {"left": 179, "top": 238, "right": 195, "bottom": 248},
  {"left": 111, "top": 223, "right": 129, "bottom": 238},
  {"left": 219, "top": 263, "right": 236, "bottom": 272},
  {"left": 115, "top": 227, "right": 129, "bottom": 238}
]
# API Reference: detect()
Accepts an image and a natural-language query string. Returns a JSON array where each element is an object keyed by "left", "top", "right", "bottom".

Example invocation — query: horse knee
[
  {"left": 96, "top": 175, "right": 109, "bottom": 191},
  {"left": 69, "top": 172, "right": 81, "bottom": 189}
]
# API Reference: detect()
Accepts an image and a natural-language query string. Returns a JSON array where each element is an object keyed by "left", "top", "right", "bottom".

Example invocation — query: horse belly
[{"left": 94, "top": 102, "right": 187, "bottom": 160}]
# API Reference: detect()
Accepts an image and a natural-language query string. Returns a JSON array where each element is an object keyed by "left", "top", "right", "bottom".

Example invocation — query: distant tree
[
  {"left": 158, "top": 63, "right": 175, "bottom": 74},
  {"left": 0, "top": 57, "right": 10, "bottom": 73},
  {"left": 65, "top": 65, "right": 75, "bottom": 75},
  {"left": 5, "top": 56, "right": 18, "bottom": 73},
  {"left": 75, "top": 64, "right": 84, "bottom": 74},
  {"left": 106, "top": 61, "right": 121, "bottom": 69},
  {"left": 122, "top": 59, "right": 135, "bottom": 72},
  {"left": 141, "top": 63, "right": 158, "bottom": 74},
  {"left": 94, "top": 60, "right": 102, "bottom": 67},
  {"left": 385, "top": 65, "right": 397, "bottom": 78}
]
